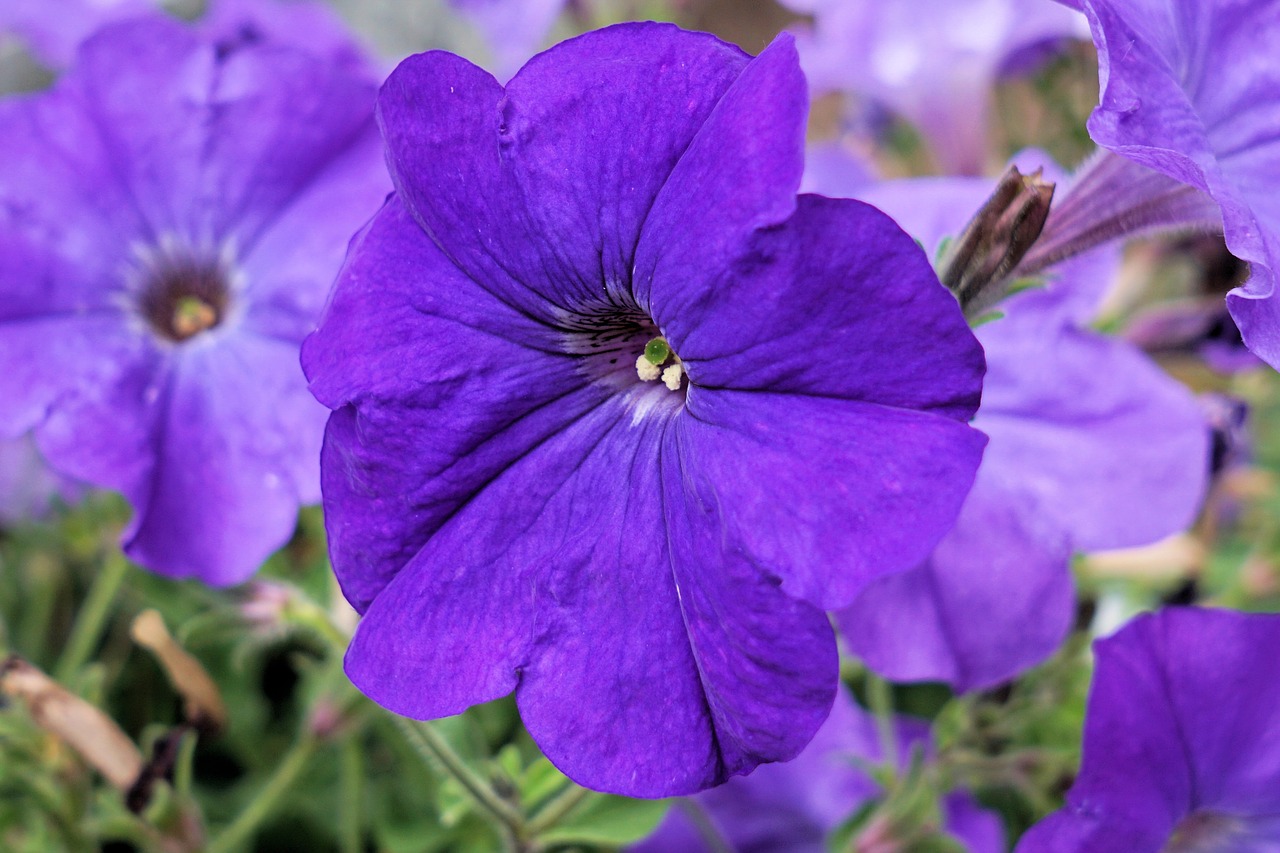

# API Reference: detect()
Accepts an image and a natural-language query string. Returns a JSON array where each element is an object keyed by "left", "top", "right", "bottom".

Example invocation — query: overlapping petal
[
  {"left": 377, "top": 24, "right": 751, "bottom": 318},
  {"left": 1077, "top": 0, "right": 1280, "bottom": 366}
]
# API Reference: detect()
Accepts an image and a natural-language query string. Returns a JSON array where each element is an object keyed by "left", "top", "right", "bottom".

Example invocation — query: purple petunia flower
[
  {"left": 780, "top": 0, "right": 1088, "bottom": 174},
  {"left": 0, "top": 13, "right": 388, "bottom": 584},
  {"left": 632, "top": 687, "right": 1003, "bottom": 853},
  {"left": 809, "top": 154, "right": 1209, "bottom": 692},
  {"left": 1018, "top": 607, "right": 1280, "bottom": 852},
  {"left": 1035, "top": 0, "right": 1280, "bottom": 369},
  {"left": 302, "top": 25, "right": 988, "bottom": 796}
]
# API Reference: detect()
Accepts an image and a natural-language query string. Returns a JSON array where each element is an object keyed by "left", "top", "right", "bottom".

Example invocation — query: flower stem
[
  {"left": 339, "top": 734, "right": 364, "bottom": 853},
  {"left": 206, "top": 733, "right": 318, "bottom": 853},
  {"left": 54, "top": 549, "right": 130, "bottom": 683},
  {"left": 865, "top": 673, "right": 901, "bottom": 786},
  {"left": 527, "top": 783, "right": 590, "bottom": 836},
  {"left": 392, "top": 715, "right": 526, "bottom": 835}
]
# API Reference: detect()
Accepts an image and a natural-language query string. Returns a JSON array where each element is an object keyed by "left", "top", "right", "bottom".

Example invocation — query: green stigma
[{"left": 643, "top": 337, "right": 672, "bottom": 366}]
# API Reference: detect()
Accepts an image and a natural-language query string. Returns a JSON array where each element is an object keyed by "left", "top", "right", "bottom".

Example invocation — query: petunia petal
[
  {"left": 838, "top": 474, "right": 1074, "bottom": 692},
  {"left": 678, "top": 387, "right": 986, "bottom": 610},
  {"left": 345, "top": 397, "right": 837, "bottom": 796},
  {"left": 303, "top": 197, "right": 596, "bottom": 610},
  {"left": 70, "top": 15, "right": 376, "bottom": 247},
  {"left": 632, "top": 33, "right": 806, "bottom": 314},
  {"left": 377, "top": 23, "right": 750, "bottom": 318},
  {"left": 979, "top": 314, "right": 1208, "bottom": 551},
  {"left": 35, "top": 331, "right": 324, "bottom": 584},
  {"left": 653, "top": 195, "right": 985, "bottom": 420}
]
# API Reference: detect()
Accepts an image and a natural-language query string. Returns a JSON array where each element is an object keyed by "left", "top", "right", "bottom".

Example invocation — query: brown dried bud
[
  {"left": 131, "top": 610, "right": 227, "bottom": 733},
  {"left": 1, "top": 655, "right": 143, "bottom": 791},
  {"left": 938, "top": 165, "right": 1055, "bottom": 318}
]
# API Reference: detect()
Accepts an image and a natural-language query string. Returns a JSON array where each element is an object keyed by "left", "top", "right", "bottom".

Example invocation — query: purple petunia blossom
[
  {"left": 302, "top": 25, "right": 988, "bottom": 796},
  {"left": 809, "top": 153, "right": 1209, "bottom": 692},
  {"left": 780, "top": 0, "right": 1088, "bottom": 174},
  {"left": 0, "top": 13, "right": 388, "bottom": 584},
  {"left": 1018, "top": 607, "right": 1280, "bottom": 852},
  {"left": 632, "top": 687, "right": 1003, "bottom": 853},
  {"left": 1038, "top": 0, "right": 1280, "bottom": 369}
]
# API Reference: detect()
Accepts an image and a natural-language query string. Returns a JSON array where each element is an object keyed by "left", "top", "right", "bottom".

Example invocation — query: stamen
[
  {"left": 661, "top": 362, "right": 684, "bottom": 391},
  {"left": 636, "top": 353, "right": 662, "bottom": 382}
]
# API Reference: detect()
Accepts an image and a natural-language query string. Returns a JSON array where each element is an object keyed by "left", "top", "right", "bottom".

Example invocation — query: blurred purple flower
[
  {"left": 780, "top": 0, "right": 1087, "bottom": 174},
  {"left": 809, "top": 152, "right": 1209, "bottom": 691},
  {"left": 303, "top": 25, "right": 987, "bottom": 796},
  {"left": 0, "top": 0, "right": 375, "bottom": 75},
  {"left": 0, "top": 13, "right": 387, "bottom": 583},
  {"left": 1018, "top": 607, "right": 1280, "bottom": 852},
  {"left": 0, "top": 0, "right": 155, "bottom": 69},
  {"left": 1037, "top": 0, "right": 1280, "bottom": 369},
  {"left": 448, "top": 0, "right": 568, "bottom": 79},
  {"left": 0, "top": 434, "right": 83, "bottom": 525},
  {"left": 633, "top": 687, "right": 1003, "bottom": 853}
]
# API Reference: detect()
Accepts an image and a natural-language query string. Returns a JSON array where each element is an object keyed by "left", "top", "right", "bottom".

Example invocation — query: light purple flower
[
  {"left": 810, "top": 153, "right": 1209, "bottom": 691},
  {"left": 448, "top": 0, "right": 568, "bottom": 79},
  {"left": 0, "top": 0, "right": 155, "bottom": 69},
  {"left": 1018, "top": 607, "right": 1280, "bottom": 852},
  {"left": 781, "top": 0, "right": 1088, "bottom": 174},
  {"left": 1048, "top": 0, "right": 1280, "bottom": 368},
  {"left": 0, "top": 14, "right": 387, "bottom": 583},
  {"left": 302, "top": 25, "right": 988, "bottom": 796},
  {"left": 633, "top": 687, "right": 1004, "bottom": 853}
]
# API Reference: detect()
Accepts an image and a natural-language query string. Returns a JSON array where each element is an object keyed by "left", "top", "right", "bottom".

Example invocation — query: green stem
[
  {"left": 866, "top": 673, "right": 901, "bottom": 786},
  {"left": 206, "top": 734, "right": 318, "bottom": 853},
  {"left": 339, "top": 734, "right": 364, "bottom": 853},
  {"left": 527, "top": 783, "right": 590, "bottom": 836},
  {"left": 54, "top": 549, "right": 130, "bottom": 683},
  {"left": 392, "top": 716, "right": 525, "bottom": 836}
]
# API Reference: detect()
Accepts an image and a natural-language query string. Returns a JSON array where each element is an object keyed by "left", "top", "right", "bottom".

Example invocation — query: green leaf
[{"left": 536, "top": 794, "right": 671, "bottom": 847}]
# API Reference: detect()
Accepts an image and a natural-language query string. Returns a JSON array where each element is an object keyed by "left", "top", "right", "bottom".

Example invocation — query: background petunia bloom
[
  {"left": 1018, "top": 607, "right": 1280, "bottom": 852},
  {"left": 0, "top": 435, "right": 83, "bottom": 526},
  {"left": 447, "top": 0, "right": 568, "bottom": 79},
  {"left": 303, "top": 25, "right": 987, "bottom": 796},
  {"left": 0, "top": 13, "right": 388, "bottom": 584},
  {"left": 0, "top": 0, "right": 156, "bottom": 69},
  {"left": 781, "top": 0, "right": 1088, "bottom": 174},
  {"left": 1051, "top": 0, "right": 1280, "bottom": 368},
  {"left": 812, "top": 156, "right": 1209, "bottom": 691},
  {"left": 632, "top": 687, "right": 1003, "bottom": 853}
]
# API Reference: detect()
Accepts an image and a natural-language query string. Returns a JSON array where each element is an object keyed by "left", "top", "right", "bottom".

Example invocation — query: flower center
[
  {"left": 557, "top": 297, "right": 688, "bottom": 418},
  {"left": 634, "top": 336, "right": 685, "bottom": 391},
  {"left": 1163, "top": 811, "right": 1246, "bottom": 852},
  {"left": 135, "top": 244, "right": 234, "bottom": 343}
]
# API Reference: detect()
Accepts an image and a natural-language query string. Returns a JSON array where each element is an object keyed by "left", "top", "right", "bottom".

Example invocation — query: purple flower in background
[
  {"left": 809, "top": 154, "right": 1209, "bottom": 691},
  {"left": 0, "top": 0, "right": 155, "bottom": 68},
  {"left": 0, "top": 13, "right": 387, "bottom": 583},
  {"left": 448, "top": 0, "right": 568, "bottom": 79},
  {"left": 1018, "top": 607, "right": 1280, "bottom": 852},
  {"left": 780, "top": 0, "right": 1087, "bottom": 174},
  {"left": 0, "top": 435, "right": 83, "bottom": 526},
  {"left": 303, "top": 25, "right": 987, "bottom": 796},
  {"left": 633, "top": 688, "right": 1003, "bottom": 853},
  {"left": 1049, "top": 0, "right": 1280, "bottom": 368}
]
